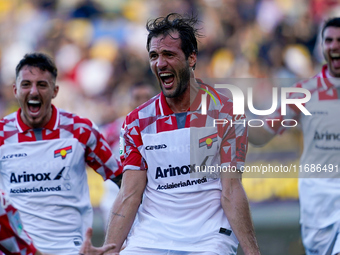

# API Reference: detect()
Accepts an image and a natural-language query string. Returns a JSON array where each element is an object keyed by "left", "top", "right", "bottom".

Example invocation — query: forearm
[
  {"left": 104, "top": 170, "right": 146, "bottom": 253},
  {"left": 221, "top": 178, "right": 260, "bottom": 255},
  {"left": 104, "top": 189, "right": 141, "bottom": 251},
  {"left": 248, "top": 126, "right": 275, "bottom": 147}
]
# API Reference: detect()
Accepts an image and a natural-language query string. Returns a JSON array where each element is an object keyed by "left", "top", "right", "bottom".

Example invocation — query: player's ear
[
  {"left": 13, "top": 83, "right": 17, "bottom": 97},
  {"left": 188, "top": 51, "right": 197, "bottom": 68},
  {"left": 52, "top": 84, "right": 59, "bottom": 99}
]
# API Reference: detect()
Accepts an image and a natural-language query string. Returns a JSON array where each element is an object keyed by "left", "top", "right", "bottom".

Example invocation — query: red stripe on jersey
[
  {"left": 199, "top": 133, "right": 218, "bottom": 144},
  {"left": 160, "top": 93, "right": 174, "bottom": 116},
  {"left": 317, "top": 77, "right": 338, "bottom": 100},
  {"left": 54, "top": 146, "right": 72, "bottom": 154},
  {"left": 93, "top": 140, "right": 111, "bottom": 163},
  {"left": 60, "top": 124, "right": 74, "bottom": 134},
  {"left": 157, "top": 116, "right": 178, "bottom": 132},
  {"left": 139, "top": 116, "right": 157, "bottom": 133},
  {"left": 42, "top": 129, "right": 60, "bottom": 140},
  {"left": 74, "top": 116, "right": 92, "bottom": 126},
  {"left": 60, "top": 111, "right": 73, "bottom": 118},
  {"left": 87, "top": 157, "right": 101, "bottom": 171},
  {"left": 0, "top": 122, "right": 4, "bottom": 146},
  {"left": 190, "top": 113, "right": 208, "bottom": 128},
  {"left": 74, "top": 126, "right": 91, "bottom": 145},
  {"left": 155, "top": 97, "right": 161, "bottom": 116},
  {"left": 18, "top": 131, "right": 36, "bottom": 142},
  {"left": 121, "top": 150, "right": 148, "bottom": 170},
  {"left": 103, "top": 164, "right": 122, "bottom": 179}
]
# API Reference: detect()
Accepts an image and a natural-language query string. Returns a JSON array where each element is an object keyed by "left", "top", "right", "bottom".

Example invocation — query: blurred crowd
[
  {"left": 1, "top": 0, "right": 340, "bottom": 123},
  {"left": 0, "top": 0, "right": 339, "bottom": 203}
]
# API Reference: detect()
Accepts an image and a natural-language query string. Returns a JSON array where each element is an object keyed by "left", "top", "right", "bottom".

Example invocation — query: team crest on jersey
[
  {"left": 54, "top": 146, "right": 72, "bottom": 159},
  {"left": 199, "top": 133, "right": 218, "bottom": 149}
]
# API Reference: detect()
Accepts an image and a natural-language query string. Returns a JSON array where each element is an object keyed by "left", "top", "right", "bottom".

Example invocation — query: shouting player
[
  {"left": 249, "top": 17, "right": 340, "bottom": 255},
  {"left": 0, "top": 53, "right": 122, "bottom": 254},
  {"left": 104, "top": 13, "right": 260, "bottom": 255}
]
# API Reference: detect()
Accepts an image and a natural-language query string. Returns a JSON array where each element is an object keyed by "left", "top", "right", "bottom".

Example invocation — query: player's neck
[
  {"left": 166, "top": 90, "right": 190, "bottom": 113},
  {"left": 326, "top": 68, "right": 340, "bottom": 87},
  {"left": 166, "top": 78, "right": 199, "bottom": 113}
]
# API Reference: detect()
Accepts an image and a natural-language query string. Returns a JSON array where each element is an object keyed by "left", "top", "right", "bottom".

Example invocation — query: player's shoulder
[
  {"left": 58, "top": 108, "right": 95, "bottom": 128},
  {"left": 294, "top": 71, "right": 322, "bottom": 90},
  {"left": 198, "top": 79, "right": 232, "bottom": 100},
  {"left": 0, "top": 112, "right": 17, "bottom": 130},
  {"left": 125, "top": 93, "right": 160, "bottom": 124},
  {"left": 198, "top": 80, "right": 233, "bottom": 115}
]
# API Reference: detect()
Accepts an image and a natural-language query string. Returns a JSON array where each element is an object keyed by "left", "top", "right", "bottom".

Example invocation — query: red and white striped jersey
[
  {"left": 120, "top": 81, "right": 247, "bottom": 253},
  {"left": 0, "top": 105, "right": 122, "bottom": 254},
  {"left": 264, "top": 65, "right": 340, "bottom": 228},
  {"left": 0, "top": 189, "right": 36, "bottom": 255}
]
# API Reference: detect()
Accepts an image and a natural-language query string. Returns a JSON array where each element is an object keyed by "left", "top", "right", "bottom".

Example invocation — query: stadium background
[{"left": 0, "top": 0, "right": 338, "bottom": 254}]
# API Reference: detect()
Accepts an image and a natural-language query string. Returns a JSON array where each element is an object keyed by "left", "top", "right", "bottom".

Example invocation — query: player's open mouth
[
  {"left": 27, "top": 100, "right": 41, "bottom": 114},
  {"left": 159, "top": 73, "right": 175, "bottom": 88},
  {"left": 330, "top": 52, "right": 340, "bottom": 69}
]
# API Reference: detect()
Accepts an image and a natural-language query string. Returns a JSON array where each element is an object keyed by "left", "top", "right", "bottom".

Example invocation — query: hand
[{"left": 79, "top": 228, "right": 116, "bottom": 255}]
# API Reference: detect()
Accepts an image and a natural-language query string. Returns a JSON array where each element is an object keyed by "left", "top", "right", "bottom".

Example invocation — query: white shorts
[
  {"left": 120, "top": 247, "right": 221, "bottom": 255},
  {"left": 302, "top": 222, "right": 340, "bottom": 255}
]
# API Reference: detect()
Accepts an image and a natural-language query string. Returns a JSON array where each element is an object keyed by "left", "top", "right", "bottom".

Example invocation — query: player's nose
[{"left": 156, "top": 56, "right": 167, "bottom": 70}]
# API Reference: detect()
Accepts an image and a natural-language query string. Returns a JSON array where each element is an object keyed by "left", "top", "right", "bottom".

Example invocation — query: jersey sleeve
[
  {"left": 0, "top": 190, "right": 37, "bottom": 255},
  {"left": 73, "top": 116, "right": 123, "bottom": 180},
  {"left": 120, "top": 114, "right": 148, "bottom": 172},
  {"left": 219, "top": 109, "right": 248, "bottom": 171}
]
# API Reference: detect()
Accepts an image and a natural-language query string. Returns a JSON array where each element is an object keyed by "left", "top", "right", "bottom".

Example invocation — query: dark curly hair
[
  {"left": 322, "top": 17, "right": 340, "bottom": 38},
  {"left": 146, "top": 13, "right": 202, "bottom": 69},
  {"left": 16, "top": 52, "right": 58, "bottom": 82}
]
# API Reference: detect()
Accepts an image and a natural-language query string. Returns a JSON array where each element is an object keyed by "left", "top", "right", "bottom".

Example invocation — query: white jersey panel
[
  {"left": 0, "top": 138, "right": 92, "bottom": 255},
  {"left": 126, "top": 128, "right": 238, "bottom": 253},
  {"left": 299, "top": 99, "right": 340, "bottom": 228}
]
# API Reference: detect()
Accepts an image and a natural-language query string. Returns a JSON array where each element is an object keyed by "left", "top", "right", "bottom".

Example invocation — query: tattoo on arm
[{"left": 112, "top": 212, "right": 125, "bottom": 218}]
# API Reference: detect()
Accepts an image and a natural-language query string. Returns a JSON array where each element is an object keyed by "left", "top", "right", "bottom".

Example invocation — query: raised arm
[
  {"left": 104, "top": 169, "right": 147, "bottom": 253},
  {"left": 221, "top": 175, "right": 260, "bottom": 255}
]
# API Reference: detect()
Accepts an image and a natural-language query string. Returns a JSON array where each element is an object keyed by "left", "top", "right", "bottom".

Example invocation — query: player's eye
[
  {"left": 21, "top": 82, "right": 30, "bottom": 87},
  {"left": 149, "top": 54, "right": 157, "bottom": 60}
]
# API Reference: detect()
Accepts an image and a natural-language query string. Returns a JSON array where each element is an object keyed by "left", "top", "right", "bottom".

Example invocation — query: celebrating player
[
  {"left": 0, "top": 53, "right": 122, "bottom": 254},
  {"left": 104, "top": 13, "right": 260, "bottom": 255},
  {"left": 248, "top": 17, "right": 340, "bottom": 255}
]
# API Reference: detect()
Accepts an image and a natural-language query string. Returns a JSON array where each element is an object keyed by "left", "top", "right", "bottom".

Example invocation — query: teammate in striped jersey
[
  {"left": 249, "top": 17, "right": 340, "bottom": 255},
  {"left": 0, "top": 53, "right": 122, "bottom": 254}
]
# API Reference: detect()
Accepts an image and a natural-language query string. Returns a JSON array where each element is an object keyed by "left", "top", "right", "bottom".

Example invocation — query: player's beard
[{"left": 159, "top": 63, "right": 190, "bottom": 98}]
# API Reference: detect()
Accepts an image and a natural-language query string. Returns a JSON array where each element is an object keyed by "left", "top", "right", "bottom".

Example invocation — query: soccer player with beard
[
  {"left": 104, "top": 13, "right": 260, "bottom": 255},
  {"left": 249, "top": 17, "right": 340, "bottom": 255}
]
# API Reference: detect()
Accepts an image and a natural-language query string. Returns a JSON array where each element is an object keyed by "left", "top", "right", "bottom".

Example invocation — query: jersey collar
[
  {"left": 159, "top": 92, "right": 174, "bottom": 116},
  {"left": 16, "top": 104, "right": 59, "bottom": 133},
  {"left": 321, "top": 64, "right": 336, "bottom": 89}
]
